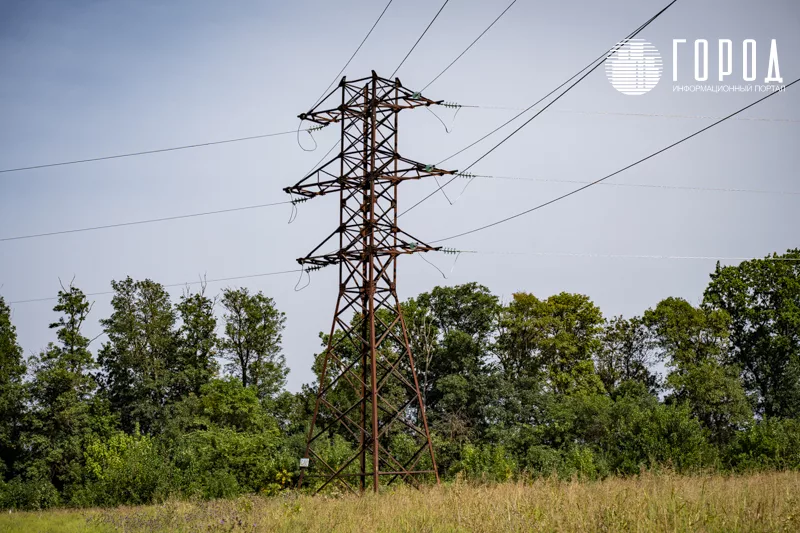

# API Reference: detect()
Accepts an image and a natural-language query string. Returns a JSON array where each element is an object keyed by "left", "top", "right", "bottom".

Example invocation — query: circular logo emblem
[{"left": 606, "top": 39, "right": 662, "bottom": 95}]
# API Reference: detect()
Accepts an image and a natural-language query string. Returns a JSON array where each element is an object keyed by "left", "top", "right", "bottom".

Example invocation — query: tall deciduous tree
[
  {"left": 411, "top": 284, "right": 500, "bottom": 443},
  {"left": 596, "top": 316, "right": 658, "bottom": 395},
  {"left": 219, "top": 288, "right": 287, "bottom": 400},
  {"left": 25, "top": 284, "right": 104, "bottom": 493},
  {"left": 99, "top": 277, "right": 177, "bottom": 434},
  {"left": 172, "top": 286, "right": 219, "bottom": 400},
  {"left": 0, "top": 296, "right": 26, "bottom": 479},
  {"left": 498, "top": 292, "right": 605, "bottom": 395},
  {"left": 704, "top": 249, "right": 800, "bottom": 418},
  {"left": 644, "top": 297, "right": 751, "bottom": 443}
]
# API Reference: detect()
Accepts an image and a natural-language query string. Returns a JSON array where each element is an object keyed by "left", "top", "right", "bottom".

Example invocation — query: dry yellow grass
[{"left": 1, "top": 471, "right": 798, "bottom": 532}]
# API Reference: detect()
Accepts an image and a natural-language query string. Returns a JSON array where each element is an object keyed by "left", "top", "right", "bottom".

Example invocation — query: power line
[
  {"left": 452, "top": 249, "right": 800, "bottom": 262},
  {"left": 432, "top": 1, "right": 678, "bottom": 169},
  {"left": 308, "top": 0, "right": 395, "bottom": 110},
  {"left": 7, "top": 268, "right": 303, "bottom": 305},
  {"left": 465, "top": 174, "right": 800, "bottom": 196},
  {"left": 3, "top": 133, "right": 337, "bottom": 243},
  {"left": 0, "top": 200, "right": 291, "bottom": 242},
  {"left": 421, "top": 0, "right": 517, "bottom": 91},
  {"left": 390, "top": 0, "right": 450, "bottom": 79},
  {"left": 401, "top": 0, "right": 678, "bottom": 216},
  {"left": 457, "top": 106, "right": 800, "bottom": 123},
  {"left": 0, "top": 128, "right": 322, "bottom": 176},
  {"left": 457, "top": 2, "right": 679, "bottom": 175},
  {"left": 421, "top": 247, "right": 800, "bottom": 281},
  {"left": 553, "top": 109, "right": 800, "bottom": 123},
  {"left": 431, "top": 78, "right": 799, "bottom": 244}
]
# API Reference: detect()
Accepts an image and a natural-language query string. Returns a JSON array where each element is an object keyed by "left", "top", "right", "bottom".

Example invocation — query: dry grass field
[{"left": 2, "top": 471, "right": 798, "bottom": 532}]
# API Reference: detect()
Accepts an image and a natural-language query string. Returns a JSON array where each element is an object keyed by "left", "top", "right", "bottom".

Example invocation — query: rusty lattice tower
[{"left": 285, "top": 71, "right": 454, "bottom": 493}]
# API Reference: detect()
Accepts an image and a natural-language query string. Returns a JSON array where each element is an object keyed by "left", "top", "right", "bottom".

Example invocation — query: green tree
[
  {"left": 596, "top": 316, "right": 658, "bottom": 395},
  {"left": 411, "top": 284, "right": 500, "bottom": 446},
  {"left": 219, "top": 288, "right": 287, "bottom": 399},
  {"left": 172, "top": 286, "right": 219, "bottom": 400},
  {"left": 703, "top": 250, "right": 800, "bottom": 418},
  {"left": 99, "top": 277, "right": 177, "bottom": 434},
  {"left": 644, "top": 297, "right": 751, "bottom": 443},
  {"left": 24, "top": 284, "right": 107, "bottom": 498},
  {"left": 0, "top": 296, "right": 26, "bottom": 479},
  {"left": 167, "top": 378, "right": 274, "bottom": 434},
  {"left": 497, "top": 292, "right": 605, "bottom": 395}
]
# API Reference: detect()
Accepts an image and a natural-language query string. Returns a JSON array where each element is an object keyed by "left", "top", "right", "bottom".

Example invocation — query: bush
[
  {"left": 0, "top": 476, "right": 60, "bottom": 510},
  {"left": 725, "top": 418, "right": 800, "bottom": 471},
  {"left": 456, "top": 444, "right": 516, "bottom": 482},
  {"left": 171, "top": 427, "right": 291, "bottom": 498},
  {"left": 561, "top": 446, "right": 608, "bottom": 480},
  {"left": 81, "top": 430, "right": 174, "bottom": 506},
  {"left": 603, "top": 397, "right": 716, "bottom": 474},
  {"left": 521, "top": 445, "right": 562, "bottom": 477}
]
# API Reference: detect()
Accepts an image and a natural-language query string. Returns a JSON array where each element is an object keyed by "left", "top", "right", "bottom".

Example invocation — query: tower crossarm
[
  {"left": 297, "top": 235, "right": 441, "bottom": 268},
  {"left": 284, "top": 157, "right": 455, "bottom": 199},
  {"left": 298, "top": 72, "right": 442, "bottom": 126}
]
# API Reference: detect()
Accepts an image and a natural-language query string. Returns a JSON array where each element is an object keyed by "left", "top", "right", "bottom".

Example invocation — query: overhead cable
[
  {"left": 308, "top": 0, "right": 395, "bottom": 109},
  {"left": 453, "top": 106, "right": 800, "bottom": 123},
  {"left": 0, "top": 127, "right": 324, "bottom": 175},
  {"left": 401, "top": 0, "right": 679, "bottom": 216},
  {"left": 463, "top": 174, "right": 800, "bottom": 196},
  {"left": 7, "top": 268, "right": 303, "bottom": 305},
  {"left": 390, "top": 0, "right": 450, "bottom": 78},
  {"left": 1, "top": 200, "right": 292, "bottom": 242},
  {"left": 420, "top": 0, "right": 517, "bottom": 91},
  {"left": 431, "top": 78, "right": 799, "bottom": 244}
]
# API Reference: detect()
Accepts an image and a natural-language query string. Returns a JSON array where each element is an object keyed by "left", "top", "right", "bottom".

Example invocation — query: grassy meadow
[{"left": 1, "top": 471, "right": 798, "bottom": 533}]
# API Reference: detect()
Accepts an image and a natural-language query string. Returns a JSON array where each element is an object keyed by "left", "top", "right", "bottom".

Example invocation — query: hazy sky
[{"left": 1, "top": 0, "right": 798, "bottom": 391}]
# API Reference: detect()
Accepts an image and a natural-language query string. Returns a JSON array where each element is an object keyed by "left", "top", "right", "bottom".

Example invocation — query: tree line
[{"left": 1, "top": 249, "right": 799, "bottom": 509}]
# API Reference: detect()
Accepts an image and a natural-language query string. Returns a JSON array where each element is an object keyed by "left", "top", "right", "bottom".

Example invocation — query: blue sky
[{"left": 1, "top": 0, "right": 798, "bottom": 390}]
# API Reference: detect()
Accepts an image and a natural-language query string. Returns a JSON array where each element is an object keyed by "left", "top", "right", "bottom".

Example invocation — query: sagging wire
[
  {"left": 296, "top": 122, "right": 326, "bottom": 152},
  {"left": 440, "top": 247, "right": 467, "bottom": 277},
  {"left": 422, "top": 102, "right": 465, "bottom": 207},
  {"left": 440, "top": 101, "right": 464, "bottom": 125},
  {"left": 288, "top": 193, "right": 298, "bottom": 223},
  {"left": 418, "top": 254, "right": 447, "bottom": 279},
  {"left": 294, "top": 264, "right": 324, "bottom": 292},
  {"left": 435, "top": 170, "right": 480, "bottom": 205},
  {"left": 288, "top": 196, "right": 309, "bottom": 224},
  {"left": 427, "top": 102, "right": 462, "bottom": 134},
  {"left": 418, "top": 247, "right": 467, "bottom": 279},
  {"left": 453, "top": 170, "right": 479, "bottom": 202},
  {"left": 422, "top": 163, "right": 454, "bottom": 205}
]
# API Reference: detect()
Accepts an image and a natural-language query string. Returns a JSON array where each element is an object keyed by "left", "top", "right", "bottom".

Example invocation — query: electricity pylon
[{"left": 285, "top": 71, "right": 454, "bottom": 494}]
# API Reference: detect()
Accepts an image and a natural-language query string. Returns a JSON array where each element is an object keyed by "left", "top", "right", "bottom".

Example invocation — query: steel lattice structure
[{"left": 285, "top": 71, "right": 454, "bottom": 494}]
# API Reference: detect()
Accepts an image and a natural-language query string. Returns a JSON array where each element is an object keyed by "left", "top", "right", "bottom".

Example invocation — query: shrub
[
  {"left": 603, "top": 399, "right": 716, "bottom": 474},
  {"left": 0, "top": 476, "right": 60, "bottom": 510},
  {"left": 171, "top": 427, "right": 291, "bottom": 498},
  {"left": 81, "top": 430, "right": 173, "bottom": 506},
  {"left": 456, "top": 444, "right": 517, "bottom": 482},
  {"left": 561, "top": 446, "right": 608, "bottom": 480},
  {"left": 725, "top": 418, "right": 800, "bottom": 471},
  {"left": 521, "top": 445, "right": 563, "bottom": 477}
]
